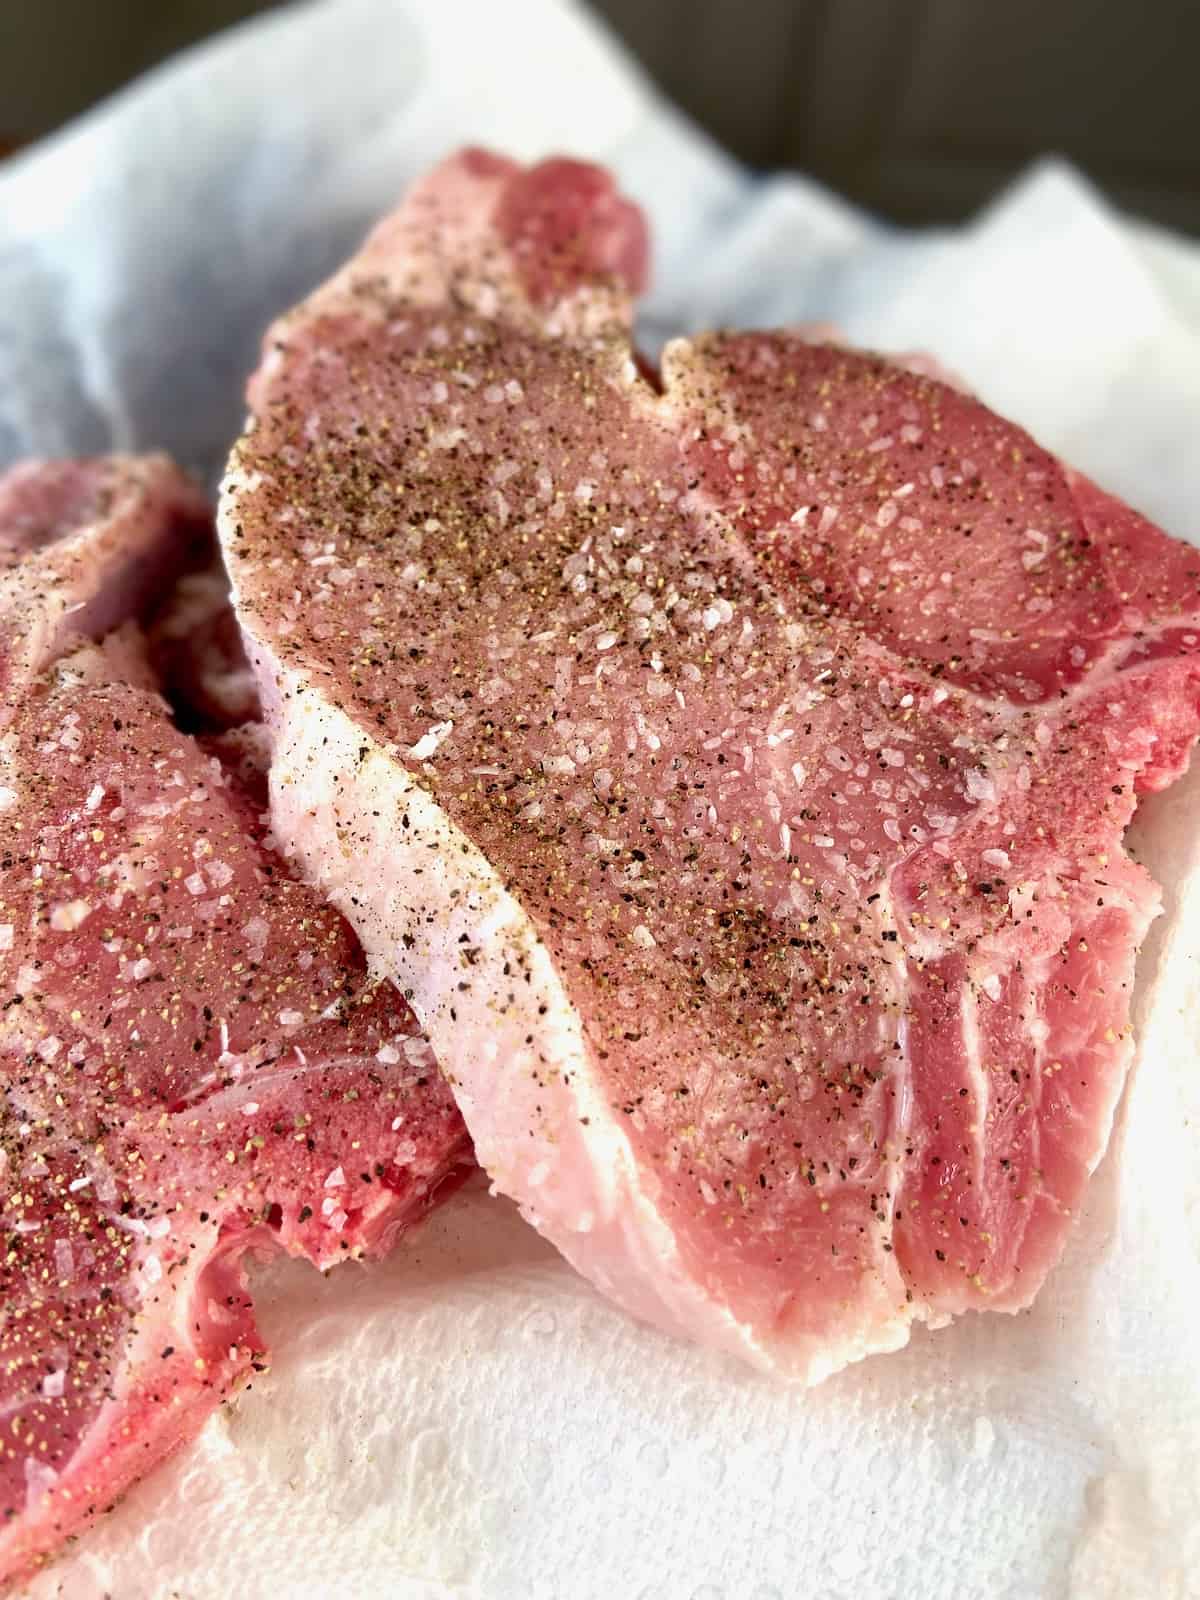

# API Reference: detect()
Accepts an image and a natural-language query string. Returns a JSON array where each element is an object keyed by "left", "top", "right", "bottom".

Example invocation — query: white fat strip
[
  {"left": 873, "top": 881, "right": 914, "bottom": 1303},
  {"left": 235, "top": 624, "right": 789, "bottom": 1375},
  {"left": 960, "top": 980, "right": 991, "bottom": 1204}
]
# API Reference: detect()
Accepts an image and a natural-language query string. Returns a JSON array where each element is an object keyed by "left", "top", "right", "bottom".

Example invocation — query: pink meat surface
[
  {"left": 220, "top": 150, "right": 1200, "bottom": 1381},
  {"left": 0, "top": 455, "right": 211, "bottom": 696},
  {"left": 0, "top": 460, "right": 471, "bottom": 1587}
]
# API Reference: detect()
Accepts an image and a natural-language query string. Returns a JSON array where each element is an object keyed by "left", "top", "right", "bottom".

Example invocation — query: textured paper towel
[{"left": 2, "top": 3, "right": 1199, "bottom": 1597}]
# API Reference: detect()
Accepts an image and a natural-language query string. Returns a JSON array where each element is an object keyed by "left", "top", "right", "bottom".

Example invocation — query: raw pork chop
[
  {"left": 0, "top": 460, "right": 471, "bottom": 1586},
  {"left": 221, "top": 151, "right": 1200, "bottom": 1381}
]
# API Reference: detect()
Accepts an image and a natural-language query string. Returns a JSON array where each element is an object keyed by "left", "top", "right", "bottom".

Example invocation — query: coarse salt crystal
[
  {"left": 0, "top": 925, "right": 13, "bottom": 951},
  {"left": 324, "top": 1166, "right": 346, "bottom": 1188},
  {"left": 376, "top": 1043, "right": 401, "bottom": 1064},
  {"left": 408, "top": 720, "right": 453, "bottom": 761},
  {"left": 1009, "top": 881, "right": 1037, "bottom": 918},
  {"left": 981, "top": 975, "right": 1003, "bottom": 1002},
  {"left": 184, "top": 872, "right": 207, "bottom": 896},
  {"left": 49, "top": 899, "right": 91, "bottom": 932},
  {"left": 965, "top": 768, "right": 996, "bottom": 803},
  {"left": 631, "top": 924, "right": 656, "bottom": 949},
  {"left": 279, "top": 1009, "right": 305, "bottom": 1027}
]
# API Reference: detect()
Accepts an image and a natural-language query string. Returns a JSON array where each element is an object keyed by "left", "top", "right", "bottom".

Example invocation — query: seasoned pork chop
[
  {"left": 221, "top": 151, "right": 1200, "bottom": 1380},
  {"left": 0, "top": 455, "right": 210, "bottom": 696},
  {"left": 0, "top": 459, "right": 471, "bottom": 1586}
]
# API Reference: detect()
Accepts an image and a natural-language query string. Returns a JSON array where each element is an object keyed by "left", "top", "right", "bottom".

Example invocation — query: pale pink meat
[
  {"left": 0, "top": 460, "right": 471, "bottom": 1587},
  {"left": 0, "top": 455, "right": 211, "bottom": 697},
  {"left": 221, "top": 150, "right": 1200, "bottom": 1380}
]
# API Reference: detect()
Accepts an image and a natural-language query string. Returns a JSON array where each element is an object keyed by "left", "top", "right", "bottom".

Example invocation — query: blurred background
[{"left": 1, "top": 0, "right": 1197, "bottom": 233}]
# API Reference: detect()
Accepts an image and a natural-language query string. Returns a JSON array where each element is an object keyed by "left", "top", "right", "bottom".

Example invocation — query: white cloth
[{"left": 3, "top": 3, "right": 1198, "bottom": 1596}]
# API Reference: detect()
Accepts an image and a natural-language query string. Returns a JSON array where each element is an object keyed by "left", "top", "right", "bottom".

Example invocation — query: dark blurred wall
[
  {"left": 0, "top": 0, "right": 284, "bottom": 147},
  {"left": 1, "top": 0, "right": 1196, "bottom": 234},
  {"left": 597, "top": 0, "right": 1200, "bottom": 234}
]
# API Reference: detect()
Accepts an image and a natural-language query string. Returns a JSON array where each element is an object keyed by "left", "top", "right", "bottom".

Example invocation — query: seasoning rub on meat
[{"left": 221, "top": 149, "right": 1200, "bottom": 1382}]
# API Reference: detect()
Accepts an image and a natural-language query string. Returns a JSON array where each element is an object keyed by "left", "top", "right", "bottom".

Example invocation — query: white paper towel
[{"left": 3, "top": 3, "right": 1199, "bottom": 1596}]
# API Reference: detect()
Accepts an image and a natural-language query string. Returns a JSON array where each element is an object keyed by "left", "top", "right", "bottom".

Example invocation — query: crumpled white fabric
[{"left": 3, "top": 3, "right": 1198, "bottom": 1597}]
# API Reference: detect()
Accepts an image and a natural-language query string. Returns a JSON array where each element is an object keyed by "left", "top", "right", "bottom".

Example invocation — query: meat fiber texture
[{"left": 1, "top": 3, "right": 1199, "bottom": 1598}]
